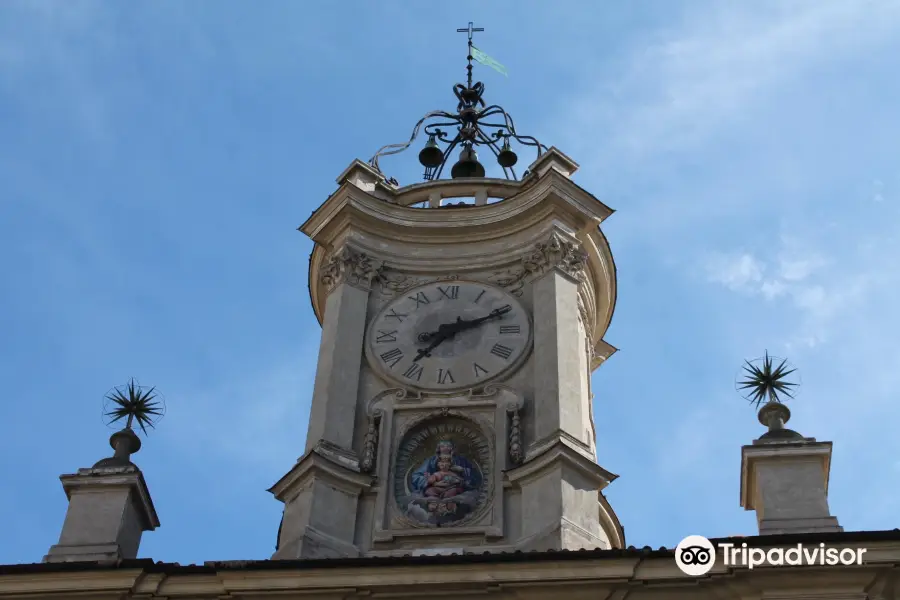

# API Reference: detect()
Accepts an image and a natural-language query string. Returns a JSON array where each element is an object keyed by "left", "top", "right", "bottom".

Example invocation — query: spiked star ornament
[
  {"left": 736, "top": 352, "right": 800, "bottom": 409},
  {"left": 103, "top": 378, "right": 165, "bottom": 435}
]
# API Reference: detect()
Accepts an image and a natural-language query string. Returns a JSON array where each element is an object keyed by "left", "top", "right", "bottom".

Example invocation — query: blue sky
[{"left": 1, "top": 0, "right": 898, "bottom": 564}]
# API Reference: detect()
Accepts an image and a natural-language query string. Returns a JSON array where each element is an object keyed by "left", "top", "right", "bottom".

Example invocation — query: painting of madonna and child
[{"left": 394, "top": 421, "right": 492, "bottom": 527}]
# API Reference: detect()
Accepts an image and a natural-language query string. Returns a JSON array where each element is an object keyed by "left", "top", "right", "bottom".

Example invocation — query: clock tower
[{"left": 271, "top": 35, "right": 623, "bottom": 558}]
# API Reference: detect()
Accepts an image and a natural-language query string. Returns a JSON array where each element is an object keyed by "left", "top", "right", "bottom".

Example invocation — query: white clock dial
[{"left": 365, "top": 280, "right": 531, "bottom": 392}]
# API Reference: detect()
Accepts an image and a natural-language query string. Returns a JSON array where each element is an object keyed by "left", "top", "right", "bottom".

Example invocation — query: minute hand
[
  {"left": 459, "top": 306, "right": 511, "bottom": 331},
  {"left": 417, "top": 306, "right": 511, "bottom": 343}
]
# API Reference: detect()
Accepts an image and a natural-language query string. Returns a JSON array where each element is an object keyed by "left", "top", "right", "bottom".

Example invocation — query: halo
[
  {"left": 101, "top": 378, "right": 166, "bottom": 435},
  {"left": 734, "top": 352, "right": 802, "bottom": 409}
]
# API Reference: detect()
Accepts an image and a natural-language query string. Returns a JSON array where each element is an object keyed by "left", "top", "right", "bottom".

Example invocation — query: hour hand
[
  {"left": 417, "top": 320, "right": 460, "bottom": 344},
  {"left": 414, "top": 332, "right": 448, "bottom": 362}
]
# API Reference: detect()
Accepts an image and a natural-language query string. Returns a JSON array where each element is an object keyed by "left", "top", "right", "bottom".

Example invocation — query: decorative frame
[{"left": 367, "top": 384, "right": 524, "bottom": 544}]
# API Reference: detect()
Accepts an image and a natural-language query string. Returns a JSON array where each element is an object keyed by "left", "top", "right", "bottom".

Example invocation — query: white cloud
[
  {"left": 566, "top": 0, "right": 900, "bottom": 161},
  {"left": 703, "top": 229, "right": 884, "bottom": 349},
  {"left": 561, "top": 0, "right": 900, "bottom": 537},
  {"left": 706, "top": 253, "right": 765, "bottom": 292}
]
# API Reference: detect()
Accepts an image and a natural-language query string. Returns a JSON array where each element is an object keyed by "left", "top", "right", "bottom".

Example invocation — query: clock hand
[
  {"left": 465, "top": 305, "right": 511, "bottom": 328},
  {"left": 416, "top": 306, "right": 512, "bottom": 346},
  {"left": 413, "top": 320, "right": 461, "bottom": 362},
  {"left": 417, "top": 318, "right": 467, "bottom": 343}
]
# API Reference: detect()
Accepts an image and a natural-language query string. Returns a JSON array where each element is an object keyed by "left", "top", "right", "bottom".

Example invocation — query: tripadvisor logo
[
  {"left": 675, "top": 535, "right": 716, "bottom": 576},
  {"left": 675, "top": 535, "right": 868, "bottom": 575}
]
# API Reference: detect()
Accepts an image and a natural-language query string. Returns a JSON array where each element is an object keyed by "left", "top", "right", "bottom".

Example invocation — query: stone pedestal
[
  {"left": 741, "top": 402, "right": 843, "bottom": 535},
  {"left": 44, "top": 464, "right": 159, "bottom": 563},
  {"left": 270, "top": 441, "right": 372, "bottom": 559}
]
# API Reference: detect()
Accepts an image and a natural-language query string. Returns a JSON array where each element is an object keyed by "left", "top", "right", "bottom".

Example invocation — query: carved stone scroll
[
  {"left": 320, "top": 246, "right": 383, "bottom": 293},
  {"left": 360, "top": 410, "right": 382, "bottom": 474}
]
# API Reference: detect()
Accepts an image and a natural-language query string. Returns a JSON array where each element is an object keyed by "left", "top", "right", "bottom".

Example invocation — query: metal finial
[
  {"left": 367, "top": 27, "right": 546, "bottom": 184},
  {"left": 102, "top": 378, "right": 166, "bottom": 436},
  {"left": 456, "top": 21, "right": 484, "bottom": 89},
  {"left": 735, "top": 352, "right": 801, "bottom": 409}
]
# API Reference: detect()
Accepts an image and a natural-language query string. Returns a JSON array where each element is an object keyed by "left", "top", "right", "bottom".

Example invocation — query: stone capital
[
  {"left": 523, "top": 230, "right": 588, "bottom": 283},
  {"left": 319, "top": 246, "right": 383, "bottom": 294}
]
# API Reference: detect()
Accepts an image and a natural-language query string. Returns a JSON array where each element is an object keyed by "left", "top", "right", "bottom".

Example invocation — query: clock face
[{"left": 366, "top": 280, "right": 531, "bottom": 392}]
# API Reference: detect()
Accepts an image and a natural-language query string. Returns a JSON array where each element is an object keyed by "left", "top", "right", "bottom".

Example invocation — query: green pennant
[{"left": 471, "top": 46, "right": 508, "bottom": 77}]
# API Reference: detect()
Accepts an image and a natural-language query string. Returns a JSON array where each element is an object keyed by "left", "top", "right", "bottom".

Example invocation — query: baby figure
[{"left": 423, "top": 456, "right": 465, "bottom": 499}]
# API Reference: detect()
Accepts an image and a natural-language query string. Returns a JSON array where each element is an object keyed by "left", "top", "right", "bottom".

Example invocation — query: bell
[
  {"left": 497, "top": 139, "right": 518, "bottom": 168},
  {"left": 418, "top": 136, "right": 444, "bottom": 168},
  {"left": 450, "top": 147, "right": 486, "bottom": 179}
]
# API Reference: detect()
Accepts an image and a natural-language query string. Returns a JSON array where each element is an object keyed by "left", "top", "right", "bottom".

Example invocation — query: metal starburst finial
[
  {"left": 102, "top": 378, "right": 165, "bottom": 435},
  {"left": 736, "top": 352, "right": 800, "bottom": 409}
]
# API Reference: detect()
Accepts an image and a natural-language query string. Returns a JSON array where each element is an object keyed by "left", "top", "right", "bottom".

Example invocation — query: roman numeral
[
  {"left": 403, "top": 363, "right": 424, "bottom": 381},
  {"left": 380, "top": 348, "right": 403, "bottom": 368},
  {"left": 490, "top": 343, "right": 514, "bottom": 360},
  {"left": 436, "top": 368, "right": 455, "bottom": 385},
  {"left": 437, "top": 285, "right": 459, "bottom": 300},
  {"left": 375, "top": 330, "right": 398, "bottom": 343},
  {"left": 499, "top": 325, "right": 520, "bottom": 335},
  {"left": 386, "top": 309, "right": 407, "bottom": 322},
  {"left": 473, "top": 289, "right": 486, "bottom": 303},
  {"left": 473, "top": 363, "right": 489, "bottom": 378},
  {"left": 407, "top": 291, "right": 430, "bottom": 309}
]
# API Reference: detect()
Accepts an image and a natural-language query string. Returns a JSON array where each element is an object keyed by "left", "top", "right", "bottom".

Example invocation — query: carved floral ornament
[
  {"left": 319, "top": 231, "right": 587, "bottom": 299},
  {"left": 319, "top": 246, "right": 384, "bottom": 293},
  {"left": 490, "top": 230, "right": 588, "bottom": 296}
]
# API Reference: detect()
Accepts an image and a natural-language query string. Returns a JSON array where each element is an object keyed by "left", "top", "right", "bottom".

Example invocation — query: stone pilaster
[
  {"left": 501, "top": 230, "right": 620, "bottom": 551},
  {"left": 741, "top": 402, "right": 843, "bottom": 535},
  {"left": 305, "top": 245, "right": 381, "bottom": 454},
  {"left": 44, "top": 429, "right": 159, "bottom": 563},
  {"left": 529, "top": 230, "right": 594, "bottom": 455}
]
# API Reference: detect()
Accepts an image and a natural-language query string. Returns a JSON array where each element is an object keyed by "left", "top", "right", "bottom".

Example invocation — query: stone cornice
[
  {"left": 2, "top": 548, "right": 899, "bottom": 598},
  {"left": 59, "top": 467, "right": 160, "bottom": 530},
  {"left": 268, "top": 441, "right": 373, "bottom": 501},
  {"left": 302, "top": 168, "right": 618, "bottom": 363},
  {"left": 507, "top": 434, "right": 619, "bottom": 489}
]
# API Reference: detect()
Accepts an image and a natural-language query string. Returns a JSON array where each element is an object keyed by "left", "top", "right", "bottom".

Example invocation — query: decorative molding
[
  {"left": 390, "top": 409, "right": 496, "bottom": 531},
  {"left": 577, "top": 292, "right": 591, "bottom": 328},
  {"left": 489, "top": 230, "right": 588, "bottom": 295},
  {"left": 508, "top": 407, "right": 524, "bottom": 466},
  {"left": 526, "top": 230, "right": 587, "bottom": 281},
  {"left": 376, "top": 270, "right": 460, "bottom": 298},
  {"left": 320, "top": 246, "right": 383, "bottom": 293},
  {"left": 360, "top": 411, "right": 382, "bottom": 474},
  {"left": 367, "top": 388, "right": 408, "bottom": 416}
]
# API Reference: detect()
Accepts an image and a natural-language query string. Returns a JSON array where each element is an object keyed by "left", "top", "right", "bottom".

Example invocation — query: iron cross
[{"left": 456, "top": 22, "right": 484, "bottom": 43}]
